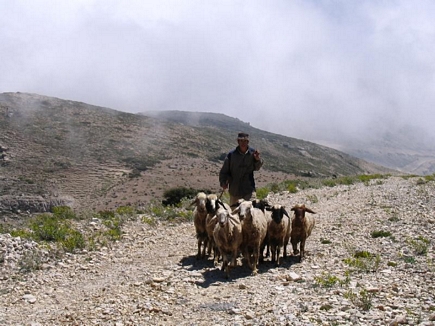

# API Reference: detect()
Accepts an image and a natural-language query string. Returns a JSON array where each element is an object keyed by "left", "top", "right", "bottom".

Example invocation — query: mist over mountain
[
  {"left": 310, "top": 125, "right": 435, "bottom": 176},
  {"left": 1, "top": 92, "right": 396, "bottom": 213}
]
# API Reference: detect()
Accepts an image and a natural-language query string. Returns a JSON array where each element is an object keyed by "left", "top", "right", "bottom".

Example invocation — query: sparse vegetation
[
  {"left": 407, "top": 236, "right": 430, "bottom": 256},
  {"left": 314, "top": 272, "right": 340, "bottom": 288},
  {"left": 344, "top": 289, "right": 375, "bottom": 311},
  {"left": 51, "top": 205, "right": 77, "bottom": 220},
  {"left": 343, "top": 250, "right": 381, "bottom": 273},
  {"left": 371, "top": 230, "right": 392, "bottom": 238}
]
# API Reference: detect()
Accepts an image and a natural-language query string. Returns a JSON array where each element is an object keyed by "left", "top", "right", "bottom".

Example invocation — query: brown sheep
[
  {"left": 264, "top": 204, "right": 291, "bottom": 266},
  {"left": 191, "top": 192, "right": 208, "bottom": 259},
  {"left": 290, "top": 204, "right": 317, "bottom": 262}
]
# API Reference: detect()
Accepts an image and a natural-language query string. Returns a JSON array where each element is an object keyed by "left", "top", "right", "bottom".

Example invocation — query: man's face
[{"left": 238, "top": 139, "right": 249, "bottom": 150}]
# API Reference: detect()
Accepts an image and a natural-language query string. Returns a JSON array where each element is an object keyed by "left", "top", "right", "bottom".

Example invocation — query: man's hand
[{"left": 253, "top": 149, "right": 261, "bottom": 161}]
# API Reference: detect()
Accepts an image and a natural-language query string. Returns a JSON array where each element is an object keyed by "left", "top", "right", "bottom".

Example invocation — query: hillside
[
  {"left": 315, "top": 126, "right": 435, "bottom": 176},
  {"left": 0, "top": 92, "right": 395, "bottom": 213}
]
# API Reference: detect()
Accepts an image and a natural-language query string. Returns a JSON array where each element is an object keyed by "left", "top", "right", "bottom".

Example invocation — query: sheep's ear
[
  {"left": 232, "top": 206, "right": 240, "bottom": 215},
  {"left": 190, "top": 198, "right": 197, "bottom": 206},
  {"left": 282, "top": 208, "right": 290, "bottom": 218},
  {"left": 230, "top": 202, "right": 239, "bottom": 208},
  {"left": 291, "top": 206, "right": 296, "bottom": 211},
  {"left": 305, "top": 207, "right": 316, "bottom": 214},
  {"left": 265, "top": 206, "right": 272, "bottom": 211}
]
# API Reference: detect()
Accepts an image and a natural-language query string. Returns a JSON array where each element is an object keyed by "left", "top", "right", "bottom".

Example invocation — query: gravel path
[{"left": 1, "top": 176, "right": 435, "bottom": 325}]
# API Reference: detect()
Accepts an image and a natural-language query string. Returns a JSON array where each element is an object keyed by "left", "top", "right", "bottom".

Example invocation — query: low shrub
[{"left": 371, "top": 230, "right": 392, "bottom": 238}]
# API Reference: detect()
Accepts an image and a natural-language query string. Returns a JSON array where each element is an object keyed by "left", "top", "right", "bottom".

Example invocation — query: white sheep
[
  {"left": 191, "top": 192, "right": 208, "bottom": 259},
  {"left": 252, "top": 199, "right": 272, "bottom": 261},
  {"left": 232, "top": 200, "right": 268, "bottom": 275},
  {"left": 213, "top": 200, "right": 243, "bottom": 279},
  {"left": 265, "top": 204, "right": 291, "bottom": 266},
  {"left": 290, "top": 204, "right": 317, "bottom": 262},
  {"left": 205, "top": 193, "right": 228, "bottom": 265}
]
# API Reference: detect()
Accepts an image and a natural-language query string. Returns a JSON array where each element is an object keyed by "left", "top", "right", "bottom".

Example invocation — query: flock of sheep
[{"left": 191, "top": 192, "right": 317, "bottom": 278}]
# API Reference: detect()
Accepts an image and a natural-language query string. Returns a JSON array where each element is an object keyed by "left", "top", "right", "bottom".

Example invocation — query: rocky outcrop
[{"left": 0, "top": 195, "right": 74, "bottom": 214}]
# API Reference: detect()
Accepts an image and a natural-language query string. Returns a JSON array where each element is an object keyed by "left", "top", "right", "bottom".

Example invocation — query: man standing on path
[{"left": 219, "top": 132, "right": 264, "bottom": 206}]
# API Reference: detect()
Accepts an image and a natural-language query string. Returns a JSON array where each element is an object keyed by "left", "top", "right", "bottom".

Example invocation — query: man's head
[
  {"left": 237, "top": 132, "right": 249, "bottom": 151},
  {"left": 237, "top": 132, "right": 249, "bottom": 141}
]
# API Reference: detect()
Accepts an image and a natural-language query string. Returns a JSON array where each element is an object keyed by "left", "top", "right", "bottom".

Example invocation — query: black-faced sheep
[
  {"left": 213, "top": 201, "right": 243, "bottom": 279},
  {"left": 290, "top": 204, "right": 316, "bottom": 262},
  {"left": 264, "top": 204, "right": 291, "bottom": 266},
  {"left": 191, "top": 192, "right": 209, "bottom": 259},
  {"left": 232, "top": 200, "right": 268, "bottom": 275}
]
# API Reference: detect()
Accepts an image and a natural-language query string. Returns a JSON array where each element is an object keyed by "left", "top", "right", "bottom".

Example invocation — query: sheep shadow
[
  {"left": 179, "top": 254, "right": 215, "bottom": 271},
  {"left": 179, "top": 253, "right": 302, "bottom": 288}
]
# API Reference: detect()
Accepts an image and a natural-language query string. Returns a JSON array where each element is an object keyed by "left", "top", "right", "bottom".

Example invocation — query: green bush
[
  {"left": 407, "top": 236, "right": 430, "bottom": 255},
  {"left": 52, "top": 206, "right": 76, "bottom": 220},
  {"left": 344, "top": 289, "right": 374, "bottom": 311},
  {"left": 28, "top": 213, "right": 85, "bottom": 252},
  {"left": 30, "top": 214, "right": 70, "bottom": 242},
  {"left": 343, "top": 251, "right": 381, "bottom": 273},
  {"left": 287, "top": 183, "right": 298, "bottom": 193},
  {"left": 98, "top": 210, "right": 115, "bottom": 220},
  {"left": 256, "top": 187, "right": 269, "bottom": 199},
  {"left": 162, "top": 187, "right": 203, "bottom": 206},
  {"left": 116, "top": 206, "right": 136, "bottom": 218},
  {"left": 357, "top": 174, "right": 386, "bottom": 185},
  {"left": 314, "top": 272, "right": 340, "bottom": 288},
  {"left": 322, "top": 179, "right": 336, "bottom": 187},
  {"left": 62, "top": 230, "right": 85, "bottom": 252},
  {"left": 338, "top": 176, "right": 355, "bottom": 185},
  {"left": 371, "top": 230, "right": 392, "bottom": 238},
  {"left": 424, "top": 174, "right": 435, "bottom": 182}
]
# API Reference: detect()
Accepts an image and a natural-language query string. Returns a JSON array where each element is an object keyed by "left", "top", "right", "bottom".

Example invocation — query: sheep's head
[
  {"left": 232, "top": 200, "right": 252, "bottom": 221},
  {"left": 191, "top": 192, "right": 207, "bottom": 210},
  {"left": 267, "top": 204, "right": 289, "bottom": 223},
  {"left": 291, "top": 204, "right": 316, "bottom": 220},
  {"left": 252, "top": 198, "right": 271, "bottom": 212},
  {"left": 216, "top": 207, "right": 229, "bottom": 227},
  {"left": 205, "top": 194, "right": 218, "bottom": 214}
]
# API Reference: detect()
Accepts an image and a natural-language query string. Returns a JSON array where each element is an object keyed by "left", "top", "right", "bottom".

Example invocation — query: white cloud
[{"left": 1, "top": 0, "right": 435, "bottom": 143}]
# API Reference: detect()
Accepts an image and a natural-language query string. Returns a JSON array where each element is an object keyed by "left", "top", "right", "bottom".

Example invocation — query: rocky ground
[{"left": 1, "top": 176, "right": 435, "bottom": 326}]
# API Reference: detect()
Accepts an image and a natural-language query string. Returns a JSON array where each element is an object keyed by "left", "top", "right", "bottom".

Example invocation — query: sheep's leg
[
  {"left": 276, "top": 246, "right": 281, "bottom": 266},
  {"left": 299, "top": 240, "right": 305, "bottom": 262},
  {"left": 201, "top": 237, "right": 208, "bottom": 259},
  {"left": 252, "top": 248, "right": 259, "bottom": 275},
  {"left": 271, "top": 245, "right": 277, "bottom": 263},
  {"left": 291, "top": 239, "right": 299, "bottom": 256},
  {"left": 213, "top": 245, "right": 220, "bottom": 266},
  {"left": 221, "top": 256, "right": 228, "bottom": 271},
  {"left": 259, "top": 240, "right": 267, "bottom": 262},
  {"left": 197, "top": 239, "right": 201, "bottom": 259},
  {"left": 243, "top": 247, "right": 253, "bottom": 270},
  {"left": 207, "top": 238, "right": 213, "bottom": 256}
]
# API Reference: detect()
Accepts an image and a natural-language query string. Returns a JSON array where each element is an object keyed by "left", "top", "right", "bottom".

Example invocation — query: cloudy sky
[{"left": 1, "top": 0, "right": 435, "bottom": 145}]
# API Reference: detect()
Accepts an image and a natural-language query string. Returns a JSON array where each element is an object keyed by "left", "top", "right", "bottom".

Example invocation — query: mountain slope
[
  {"left": 0, "top": 92, "right": 396, "bottom": 212},
  {"left": 315, "top": 126, "right": 435, "bottom": 176}
]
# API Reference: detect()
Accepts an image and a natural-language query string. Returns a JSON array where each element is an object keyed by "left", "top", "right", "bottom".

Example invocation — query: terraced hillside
[{"left": 0, "top": 92, "right": 396, "bottom": 213}]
